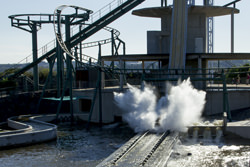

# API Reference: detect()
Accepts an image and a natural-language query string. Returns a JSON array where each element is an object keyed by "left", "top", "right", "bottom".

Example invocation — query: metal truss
[{"left": 206, "top": 0, "right": 214, "bottom": 53}]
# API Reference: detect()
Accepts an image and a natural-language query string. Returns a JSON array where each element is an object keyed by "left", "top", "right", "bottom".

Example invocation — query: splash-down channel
[{"left": 97, "top": 131, "right": 179, "bottom": 167}]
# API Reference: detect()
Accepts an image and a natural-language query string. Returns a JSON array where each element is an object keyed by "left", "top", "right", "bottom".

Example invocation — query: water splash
[
  {"left": 114, "top": 84, "right": 158, "bottom": 132},
  {"left": 203, "top": 127, "right": 212, "bottom": 143},
  {"left": 114, "top": 78, "right": 206, "bottom": 133}
]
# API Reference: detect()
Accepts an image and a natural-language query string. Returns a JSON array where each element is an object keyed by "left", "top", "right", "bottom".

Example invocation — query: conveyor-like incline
[
  {"left": 97, "top": 131, "right": 179, "bottom": 167},
  {"left": 10, "top": 0, "right": 145, "bottom": 79}
]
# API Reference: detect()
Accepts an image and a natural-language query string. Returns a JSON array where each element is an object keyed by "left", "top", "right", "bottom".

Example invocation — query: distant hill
[{"left": 208, "top": 60, "right": 250, "bottom": 68}]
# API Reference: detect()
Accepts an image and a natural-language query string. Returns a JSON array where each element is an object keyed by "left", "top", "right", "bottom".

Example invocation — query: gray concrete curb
[{"left": 0, "top": 115, "right": 57, "bottom": 148}]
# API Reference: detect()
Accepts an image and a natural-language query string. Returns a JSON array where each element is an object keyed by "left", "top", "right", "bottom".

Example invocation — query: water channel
[
  {"left": 0, "top": 123, "right": 134, "bottom": 167},
  {"left": 0, "top": 122, "right": 250, "bottom": 167}
]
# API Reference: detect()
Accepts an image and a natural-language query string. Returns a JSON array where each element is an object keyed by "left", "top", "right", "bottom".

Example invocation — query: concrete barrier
[
  {"left": 0, "top": 116, "right": 33, "bottom": 136},
  {"left": 0, "top": 115, "right": 57, "bottom": 148},
  {"left": 226, "top": 120, "right": 250, "bottom": 139}
]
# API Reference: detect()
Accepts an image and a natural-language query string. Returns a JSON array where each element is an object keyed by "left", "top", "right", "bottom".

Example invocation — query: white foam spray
[{"left": 114, "top": 78, "right": 206, "bottom": 133}]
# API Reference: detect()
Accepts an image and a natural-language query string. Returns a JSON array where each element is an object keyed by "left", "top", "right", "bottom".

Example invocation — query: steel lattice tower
[{"left": 206, "top": 0, "right": 214, "bottom": 53}]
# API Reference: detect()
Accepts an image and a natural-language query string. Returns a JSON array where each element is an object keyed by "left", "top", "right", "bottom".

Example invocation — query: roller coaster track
[{"left": 6, "top": 0, "right": 145, "bottom": 80}]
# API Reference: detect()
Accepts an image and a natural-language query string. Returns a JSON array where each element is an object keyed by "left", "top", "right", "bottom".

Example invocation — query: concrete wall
[
  {"left": 147, "top": 31, "right": 170, "bottom": 54},
  {"left": 204, "top": 90, "right": 250, "bottom": 116},
  {"left": 73, "top": 88, "right": 123, "bottom": 123},
  {"left": 187, "top": 14, "right": 207, "bottom": 53},
  {"left": 74, "top": 88, "right": 250, "bottom": 123},
  {"left": 147, "top": 14, "right": 207, "bottom": 54}
]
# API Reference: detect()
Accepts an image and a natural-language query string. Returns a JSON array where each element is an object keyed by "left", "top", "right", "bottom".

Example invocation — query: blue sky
[{"left": 0, "top": 0, "right": 249, "bottom": 64}]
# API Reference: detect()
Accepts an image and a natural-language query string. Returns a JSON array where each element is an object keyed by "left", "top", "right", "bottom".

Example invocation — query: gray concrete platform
[{"left": 226, "top": 119, "right": 250, "bottom": 139}]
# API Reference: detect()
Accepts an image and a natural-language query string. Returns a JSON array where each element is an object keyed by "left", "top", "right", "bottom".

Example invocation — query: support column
[
  {"left": 99, "top": 43, "right": 105, "bottom": 88},
  {"left": 56, "top": 15, "right": 64, "bottom": 97},
  {"left": 198, "top": 56, "right": 202, "bottom": 69},
  {"left": 32, "top": 23, "right": 39, "bottom": 91},
  {"left": 98, "top": 43, "right": 102, "bottom": 127},
  {"left": 231, "top": 10, "right": 234, "bottom": 53},
  {"left": 161, "top": 0, "right": 167, "bottom": 7},
  {"left": 79, "top": 25, "right": 83, "bottom": 63},
  {"left": 198, "top": 56, "right": 203, "bottom": 89},
  {"left": 56, "top": 41, "right": 63, "bottom": 97},
  {"left": 111, "top": 30, "right": 115, "bottom": 71},
  {"left": 65, "top": 16, "right": 74, "bottom": 123},
  {"left": 47, "top": 57, "right": 54, "bottom": 89},
  {"left": 120, "top": 41, "right": 126, "bottom": 90},
  {"left": 119, "top": 59, "right": 124, "bottom": 90},
  {"left": 74, "top": 46, "right": 78, "bottom": 69}
]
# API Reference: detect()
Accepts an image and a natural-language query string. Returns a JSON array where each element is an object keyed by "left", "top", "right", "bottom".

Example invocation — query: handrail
[{"left": 223, "top": 0, "right": 241, "bottom": 7}]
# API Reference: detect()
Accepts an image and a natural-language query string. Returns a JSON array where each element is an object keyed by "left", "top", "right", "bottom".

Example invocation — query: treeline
[
  {"left": 0, "top": 68, "right": 54, "bottom": 89},
  {"left": 226, "top": 63, "right": 250, "bottom": 78}
]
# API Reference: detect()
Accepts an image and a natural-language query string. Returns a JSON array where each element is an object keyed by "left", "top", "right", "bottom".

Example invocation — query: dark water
[{"left": 0, "top": 123, "right": 135, "bottom": 167}]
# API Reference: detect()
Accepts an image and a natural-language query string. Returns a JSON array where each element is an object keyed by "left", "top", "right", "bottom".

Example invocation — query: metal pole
[
  {"left": 111, "top": 30, "right": 115, "bottom": 75},
  {"left": 119, "top": 40, "right": 126, "bottom": 90},
  {"left": 65, "top": 16, "right": 74, "bottom": 124},
  {"left": 98, "top": 43, "right": 102, "bottom": 127},
  {"left": 32, "top": 23, "right": 39, "bottom": 91},
  {"left": 222, "top": 69, "right": 232, "bottom": 121},
  {"left": 198, "top": 56, "right": 202, "bottom": 88},
  {"left": 161, "top": 0, "right": 167, "bottom": 7},
  {"left": 56, "top": 15, "right": 63, "bottom": 97},
  {"left": 119, "top": 58, "right": 124, "bottom": 90},
  {"left": 36, "top": 56, "right": 56, "bottom": 113},
  {"left": 68, "top": 57, "right": 74, "bottom": 124},
  {"left": 79, "top": 25, "right": 83, "bottom": 63},
  {"left": 231, "top": 10, "right": 234, "bottom": 53},
  {"left": 74, "top": 46, "right": 78, "bottom": 69}
]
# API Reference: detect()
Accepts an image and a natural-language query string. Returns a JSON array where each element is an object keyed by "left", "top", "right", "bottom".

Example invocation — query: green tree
[{"left": 226, "top": 63, "right": 250, "bottom": 80}]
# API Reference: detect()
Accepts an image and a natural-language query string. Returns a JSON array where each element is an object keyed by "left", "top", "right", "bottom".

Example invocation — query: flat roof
[
  {"left": 101, "top": 53, "right": 250, "bottom": 61},
  {"left": 132, "top": 6, "right": 239, "bottom": 18}
]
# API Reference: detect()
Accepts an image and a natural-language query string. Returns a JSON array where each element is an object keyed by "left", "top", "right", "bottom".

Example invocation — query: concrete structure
[
  {"left": 205, "top": 90, "right": 250, "bottom": 116},
  {"left": 72, "top": 86, "right": 250, "bottom": 124},
  {"left": 0, "top": 115, "right": 57, "bottom": 148},
  {"left": 169, "top": 0, "right": 188, "bottom": 69},
  {"left": 73, "top": 87, "right": 123, "bottom": 123},
  {"left": 72, "top": 1, "right": 250, "bottom": 124},
  {"left": 132, "top": 4, "right": 240, "bottom": 68}
]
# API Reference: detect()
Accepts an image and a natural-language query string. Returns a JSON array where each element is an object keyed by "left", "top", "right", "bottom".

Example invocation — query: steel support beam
[
  {"left": 98, "top": 43, "right": 102, "bottom": 127},
  {"left": 231, "top": 10, "right": 234, "bottom": 53},
  {"left": 32, "top": 23, "right": 39, "bottom": 91},
  {"left": 161, "top": 0, "right": 167, "bottom": 7},
  {"left": 56, "top": 14, "right": 64, "bottom": 97},
  {"left": 65, "top": 16, "right": 74, "bottom": 123}
]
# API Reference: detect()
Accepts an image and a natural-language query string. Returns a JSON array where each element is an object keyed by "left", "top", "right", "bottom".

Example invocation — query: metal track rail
[
  {"left": 98, "top": 130, "right": 177, "bottom": 167},
  {"left": 140, "top": 130, "right": 170, "bottom": 166},
  {"left": 112, "top": 130, "right": 149, "bottom": 165}
]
